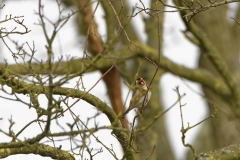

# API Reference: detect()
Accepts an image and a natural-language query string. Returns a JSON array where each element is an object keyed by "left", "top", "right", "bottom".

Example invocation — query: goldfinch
[{"left": 122, "top": 77, "right": 151, "bottom": 118}]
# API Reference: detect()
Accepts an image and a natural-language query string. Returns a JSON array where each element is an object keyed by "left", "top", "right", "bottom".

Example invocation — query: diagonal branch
[
  {"left": 174, "top": 0, "right": 240, "bottom": 107},
  {"left": 0, "top": 67, "right": 134, "bottom": 159}
]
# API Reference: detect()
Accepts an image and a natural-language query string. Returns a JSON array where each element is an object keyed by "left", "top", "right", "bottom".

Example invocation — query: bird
[{"left": 122, "top": 77, "right": 151, "bottom": 118}]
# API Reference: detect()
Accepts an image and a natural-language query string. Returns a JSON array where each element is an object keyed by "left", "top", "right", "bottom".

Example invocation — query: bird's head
[{"left": 135, "top": 77, "right": 145, "bottom": 86}]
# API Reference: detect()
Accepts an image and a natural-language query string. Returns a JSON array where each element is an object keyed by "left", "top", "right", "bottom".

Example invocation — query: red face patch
[{"left": 137, "top": 78, "right": 143, "bottom": 84}]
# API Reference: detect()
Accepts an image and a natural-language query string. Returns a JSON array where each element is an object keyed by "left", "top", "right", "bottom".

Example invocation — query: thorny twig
[
  {"left": 139, "top": 6, "right": 161, "bottom": 113},
  {"left": 0, "top": 14, "right": 31, "bottom": 59},
  {"left": 129, "top": 0, "right": 240, "bottom": 22},
  {"left": 231, "top": 17, "right": 240, "bottom": 25},
  {"left": 174, "top": 86, "right": 218, "bottom": 158},
  {"left": 107, "top": 0, "right": 140, "bottom": 50},
  {"left": 123, "top": 6, "right": 163, "bottom": 156}
]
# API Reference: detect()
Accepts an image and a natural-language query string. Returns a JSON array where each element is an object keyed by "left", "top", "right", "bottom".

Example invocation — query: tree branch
[
  {"left": 2, "top": 41, "right": 231, "bottom": 99},
  {"left": 0, "top": 67, "right": 135, "bottom": 159},
  {"left": 198, "top": 144, "right": 240, "bottom": 159},
  {"left": 0, "top": 143, "right": 74, "bottom": 160}
]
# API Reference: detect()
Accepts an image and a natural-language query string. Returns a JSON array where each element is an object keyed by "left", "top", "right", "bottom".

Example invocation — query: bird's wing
[
  {"left": 129, "top": 88, "right": 138, "bottom": 105},
  {"left": 130, "top": 87, "right": 147, "bottom": 107},
  {"left": 132, "top": 88, "right": 138, "bottom": 97}
]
